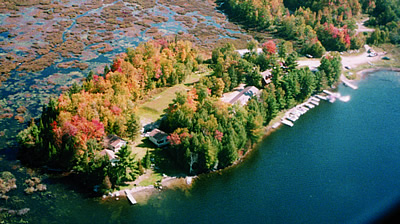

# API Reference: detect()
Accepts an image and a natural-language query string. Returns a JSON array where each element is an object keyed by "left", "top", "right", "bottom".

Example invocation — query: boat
[
  {"left": 286, "top": 114, "right": 298, "bottom": 122},
  {"left": 281, "top": 119, "right": 294, "bottom": 127},
  {"left": 305, "top": 103, "right": 315, "bottom": 108},
  {"left": 327, "top": 95, "right": 336, "bottom": 103},
  {"left": 339, "top": 95, "right": 351, "bottom": 102},
  {"left": 316, "top": 95, "right": 327, "bottom": 100}
]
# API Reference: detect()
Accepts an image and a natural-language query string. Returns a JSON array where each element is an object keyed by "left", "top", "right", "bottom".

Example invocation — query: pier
[{"left": 125, "top": 190, "right": 137, "bottom": 205}]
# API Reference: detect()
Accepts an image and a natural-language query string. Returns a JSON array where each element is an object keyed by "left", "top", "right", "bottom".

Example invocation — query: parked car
[
  {"left": 305, "top": 54, "right": 313, "bottom": 58},
  {"left": 382, "top": 56, "right": 390, "bottom": 60},
  {"left": 344, "top": 66, "right": 351, "bottom": 70}
]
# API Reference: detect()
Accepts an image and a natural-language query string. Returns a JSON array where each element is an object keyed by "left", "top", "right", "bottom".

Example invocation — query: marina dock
[{"left": 280, "top": 93, "right": 332, "bottom": 127}]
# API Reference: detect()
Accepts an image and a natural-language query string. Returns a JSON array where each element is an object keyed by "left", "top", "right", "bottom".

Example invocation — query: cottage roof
[
  {"left": 229, "top": 86, "right": 260, "bottom": 106},
  {"left": 148, "top": 129, "right": 168, "bottom": 141},
  {"left": 104, "top": 134, "right": 126, "bottom": 149}
]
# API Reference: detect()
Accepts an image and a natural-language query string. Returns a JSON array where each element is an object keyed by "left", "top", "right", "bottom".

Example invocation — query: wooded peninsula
[{"left": 15, "top": 0, "right": 400, "bottom": 195}]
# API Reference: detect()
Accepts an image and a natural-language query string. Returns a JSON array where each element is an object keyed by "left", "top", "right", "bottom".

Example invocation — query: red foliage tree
[
  {"left": 262, "top": 40, "right": 277, "bottom": 55},
  {"left": 214, "top": 130, "right": 223, "bottom": 142},
  {"left": 168, "top": 133, "right": 181, "bottom": 145}
]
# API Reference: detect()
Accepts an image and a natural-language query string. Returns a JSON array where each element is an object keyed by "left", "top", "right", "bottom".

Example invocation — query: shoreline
[
  {"left": 110, "top": 63, "right": 400, "bottom": 204},
  {"left": 357, "top": 67, "right": 400, "bottom": 77}
]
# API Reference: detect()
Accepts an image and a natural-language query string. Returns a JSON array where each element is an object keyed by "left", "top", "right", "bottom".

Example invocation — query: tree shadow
[{"left": 149, "top": 147, "right": 187, "bottom": 178}]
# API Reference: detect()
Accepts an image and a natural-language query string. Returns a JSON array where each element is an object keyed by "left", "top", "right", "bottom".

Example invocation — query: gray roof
[
  {"left": 148, "top": 129, "right": 168, "bottom": 141},
  {"left": 229, "top": 86, "right": 260, "bottom": 106}
]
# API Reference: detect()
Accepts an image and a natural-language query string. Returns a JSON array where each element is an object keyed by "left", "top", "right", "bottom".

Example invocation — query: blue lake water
[{"left": 1, "top": 70, "right": 399, "bottom": 223}]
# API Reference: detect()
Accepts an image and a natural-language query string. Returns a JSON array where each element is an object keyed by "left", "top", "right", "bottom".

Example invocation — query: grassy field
[
  {"left": 137, "top": 84, "right": 189, "bottom": 121},
  {"left": 137, "top": 68, "right": 211, "bottom": 122}
]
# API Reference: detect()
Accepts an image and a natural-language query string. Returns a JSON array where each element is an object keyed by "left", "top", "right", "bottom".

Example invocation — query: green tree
[
  {"left": 113, "top": 145, "right": 138, "bottom": 186},
  {"left": 143, "top": 150, "right": 151, "bottom": 169},
  {"left": 126, "top": 113, "right": 140, "bottom": 140}
]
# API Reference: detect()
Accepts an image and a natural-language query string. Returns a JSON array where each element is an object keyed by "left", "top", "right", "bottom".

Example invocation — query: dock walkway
[{"left": 124, "top": 189, "right": 137, "bottom": 205}]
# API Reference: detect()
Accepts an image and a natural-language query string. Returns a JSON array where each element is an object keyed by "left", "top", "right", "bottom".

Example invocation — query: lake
[{"left": 1, "top": 71, "right": 399, "bottom": 223}]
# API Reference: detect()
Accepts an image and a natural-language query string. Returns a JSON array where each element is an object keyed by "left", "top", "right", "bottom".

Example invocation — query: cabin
[
  {"left": 104, "top": 134, "right": 127, "bottom": 152},
  {"left": 228, "top": 86, "right": 260, "bottom": 106},
  {"left": 261, "top": 70, "right": 272, "bottom": 86},
  {"left": 148, "top": 129, "right": 169, "bottom": 147}
]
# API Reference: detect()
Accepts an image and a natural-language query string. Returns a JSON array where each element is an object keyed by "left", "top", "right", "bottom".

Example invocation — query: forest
[
  {"left": 17, "top": 40, "right": 200, "bottom": 192},
  {"left": 219, "top": 0, "right": 400, "bottom": 56}
]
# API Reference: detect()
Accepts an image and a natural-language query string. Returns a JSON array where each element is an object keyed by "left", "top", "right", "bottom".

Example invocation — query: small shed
[{"left": 148, "top": 129, "right": 169, "bottom": 147}]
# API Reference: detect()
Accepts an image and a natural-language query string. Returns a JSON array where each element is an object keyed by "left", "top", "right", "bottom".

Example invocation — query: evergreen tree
[{"left": 126, "top": 113, "right": 140, "bottom": 140}]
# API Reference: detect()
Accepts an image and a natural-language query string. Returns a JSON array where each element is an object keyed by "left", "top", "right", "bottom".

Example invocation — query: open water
[{"left": 1, "top": 71, "right": 400, "bottom": 223}]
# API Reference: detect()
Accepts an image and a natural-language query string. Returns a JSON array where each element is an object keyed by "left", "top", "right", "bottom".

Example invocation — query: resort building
[{"left": 148, "top": 129, "right": 169, "bottom": 147}]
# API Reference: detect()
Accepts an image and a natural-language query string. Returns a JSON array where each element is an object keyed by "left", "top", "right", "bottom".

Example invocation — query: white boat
[
  {"left": 327, "top": 95, "right": 336, "bottom": 103},
  {"left": 316, "top": 95, "right": 327, "bottom": 100},
  {"left": 310, "top": 96, "right": 320, "bottom": 102},
  {"left": 281, "top": 119, "right": 294, "bottom": 127},
  {"left": 305, "top": 103, "right": 315, "bottom": 108},
  {"left": 286, "top": 114, "right": 298, "bottom": 122},
  {"left": 339, "top": 95, "right": 351, "bottom": 102}
]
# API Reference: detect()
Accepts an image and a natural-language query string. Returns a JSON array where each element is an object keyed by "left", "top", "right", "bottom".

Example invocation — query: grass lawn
[
  {"left": 138, "top": 172, "right": 163, "bottom": 187},
  {"left": 137, "top": 84, "right": 189, "bottom": 122},
  {"left": 131, "top": 137, "right": 156, "bottom": 161}
]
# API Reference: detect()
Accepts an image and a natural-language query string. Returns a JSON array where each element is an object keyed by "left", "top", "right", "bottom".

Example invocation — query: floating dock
[
  {"left": 279, "top": 94, "right": 329, "bottom": 127},
  {"left": 125, "top": 190, "right": 137, "bottom": 205}
]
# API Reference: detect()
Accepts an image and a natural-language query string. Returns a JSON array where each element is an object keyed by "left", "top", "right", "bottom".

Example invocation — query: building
[
  {"left": 228, "top": 86, "right": 260, "bottom": 106},
  {"left": 261, "top": 70, "right": 272, "bottom": 86},
  {"left": 148, "top": 129, "right": 169, "bottom": 147},
  {"left": 104, "top": 134, "right": 127, "bottom": 152}
]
